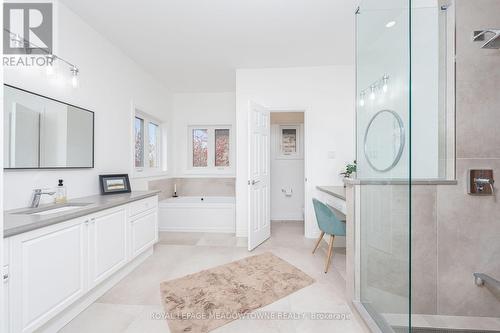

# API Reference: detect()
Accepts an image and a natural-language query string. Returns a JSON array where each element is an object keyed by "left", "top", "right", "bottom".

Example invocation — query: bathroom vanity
[{"left": 2, "top": 191, "right": 159, "bottom": 333}]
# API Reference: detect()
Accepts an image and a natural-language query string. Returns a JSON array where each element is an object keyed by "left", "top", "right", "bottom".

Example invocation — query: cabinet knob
[{"left": 3, "top": 273, "right": 9, "bottom": 282}]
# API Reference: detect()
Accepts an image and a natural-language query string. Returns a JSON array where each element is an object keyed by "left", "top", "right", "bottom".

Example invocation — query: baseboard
[
  {"left": 159, "top": 226, "right": 235, "bottom": 233},
  {"left": 235, "top": 227, "right": 247, "bottom": 238},
  {"left": 270, "top": 219, "right": 303, "bottom": 223},
  {"left": 270, "top": 217, "right": 304, "bottom": 222},
  {"left": 36, "top": 247, "right": 154, "bottom": 333}
]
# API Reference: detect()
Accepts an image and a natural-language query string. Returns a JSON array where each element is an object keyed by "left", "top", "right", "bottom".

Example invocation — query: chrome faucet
[
  {"left": 474, "top": 177, "right": 495, "bottom": 193},
  {"left": 30, "top": 189, "right": 56, "bottom": 208}
]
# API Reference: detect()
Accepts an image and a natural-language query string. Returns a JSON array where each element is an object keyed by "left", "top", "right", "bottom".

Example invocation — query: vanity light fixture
[
  {"left": 386, "top": 21, "right": 396, "bottom": 28},
  {"left": 70, "top": 66, "right": 79, "bottom": 88},
  {"left": 359, "top": 75, "right": 390, "bottom": 105},
  {"left": 7, "top": 30, "right": 81, "bottom": 88}
]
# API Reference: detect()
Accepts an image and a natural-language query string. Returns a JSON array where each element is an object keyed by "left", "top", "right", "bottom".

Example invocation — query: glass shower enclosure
[
  {"left": 353, "top": 0, "right": 500, "bottom": 332},
  {"left": 356, "top": 0, "right": 412, "bottom": 331},
  {"left": 354, "top": 0, "right": 500, "bottom": 333}
]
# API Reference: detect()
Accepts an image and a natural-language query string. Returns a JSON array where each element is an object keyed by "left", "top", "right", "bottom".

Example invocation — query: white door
[
  {"left": 88, "top": 207, "right": 128, "bottom": 289},
  {"left": 248, "top": 101, "right": 271, "bottom": 251}
]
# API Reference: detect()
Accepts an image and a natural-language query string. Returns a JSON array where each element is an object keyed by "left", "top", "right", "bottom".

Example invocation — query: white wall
[
  {"left": 171, "top": 92, "right": 235, "bottom": 176},
  {"left": 3, "top": 1, "right": 172, "bottom": 210},
  {"left": 270, "top": 118, "right": 304, "bottom": 221},
  {"left": 236, "top": 66, "right": 355, "bottom": 238}
]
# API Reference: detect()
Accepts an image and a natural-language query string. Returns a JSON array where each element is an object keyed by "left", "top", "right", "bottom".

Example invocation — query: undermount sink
[
  {"left": 14, "top": 203, "right": 91, "bottom": 216},
  {"left": 30, "top": 206, "right": 84, "bottom": 215}
]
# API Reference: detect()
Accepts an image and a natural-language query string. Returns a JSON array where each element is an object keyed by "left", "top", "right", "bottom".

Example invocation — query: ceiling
[{"left": 60, "top": 0, "right": 356, "bottom": 93}]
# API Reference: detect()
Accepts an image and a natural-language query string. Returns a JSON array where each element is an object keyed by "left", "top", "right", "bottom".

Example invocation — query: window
[
  {"left": 134, "top": 109, "right": 166, "bottom": 175},
  {"left": 134, "top": 117, "right": 144, "bottom": 167},
  {"left": 148, "top": 122, "right": 159, "bottom": 167},
  {"left": 192, "top": 129, "right": 208, "bottom": 167},
  {"left": 281, "top": 128, "right": 297, "bottom": 154},
  {"left": 215, "top": 129, "right": 230, "bottom": 167},
  {"left": 188, "top": 125, "right": 232, "bottom": 172},
  {"left": 275, "top": 124, "right": 302, "bottom": 159}
]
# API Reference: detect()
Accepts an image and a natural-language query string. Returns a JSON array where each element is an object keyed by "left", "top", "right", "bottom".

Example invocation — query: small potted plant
[{"left": 340, "top": 160, "right": 357, "bottom": 186}]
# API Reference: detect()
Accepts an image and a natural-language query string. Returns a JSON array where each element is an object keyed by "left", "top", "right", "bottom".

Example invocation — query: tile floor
[{"left": 60, "top": 221, "right": 366, "bottom": 333}]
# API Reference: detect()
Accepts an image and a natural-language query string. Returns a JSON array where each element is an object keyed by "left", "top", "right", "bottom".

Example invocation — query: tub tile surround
[{"left": 148, "top": 177, "right": 235, "bottom": 200}]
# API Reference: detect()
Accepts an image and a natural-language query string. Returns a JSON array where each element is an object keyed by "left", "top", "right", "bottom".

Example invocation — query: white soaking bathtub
[{"left": 159, "top": 196, "right": 235, "bottom": 233}]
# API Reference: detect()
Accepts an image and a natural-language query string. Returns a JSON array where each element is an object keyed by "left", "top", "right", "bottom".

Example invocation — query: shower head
[{"left": 473, "top": 29, "right": 500, "bottom": 49}]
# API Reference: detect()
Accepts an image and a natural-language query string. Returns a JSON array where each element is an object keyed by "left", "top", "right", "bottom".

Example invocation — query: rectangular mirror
[{"left": 3, "top": 85, "right": 94, "bottom": 169}]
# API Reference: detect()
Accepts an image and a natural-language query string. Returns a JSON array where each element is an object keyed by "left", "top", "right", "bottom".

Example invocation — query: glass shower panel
[{"left": 356, "top": 0, "right": 411, "bottom": 332}]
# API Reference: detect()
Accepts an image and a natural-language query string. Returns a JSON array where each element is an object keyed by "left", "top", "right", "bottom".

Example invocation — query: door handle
[{"left": 251, "top": 180, "right": 260, "bottom": 185}]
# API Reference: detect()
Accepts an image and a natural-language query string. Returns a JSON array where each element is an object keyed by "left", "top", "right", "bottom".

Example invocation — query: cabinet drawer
[{"left": 129, "top": 196, "right": 158, "bottom": 217}]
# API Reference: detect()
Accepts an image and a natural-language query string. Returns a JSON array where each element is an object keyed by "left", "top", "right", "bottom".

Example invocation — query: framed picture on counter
[{"left": 99, "top": 174, "right": 131, "bottom": 194}]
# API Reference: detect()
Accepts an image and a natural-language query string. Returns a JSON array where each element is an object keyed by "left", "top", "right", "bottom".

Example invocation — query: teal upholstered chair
[{"left": 312, "top": 198, "right": 346, "bottom": 273}]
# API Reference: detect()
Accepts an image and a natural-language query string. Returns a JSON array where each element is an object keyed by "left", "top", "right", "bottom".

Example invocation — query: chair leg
[
  {"left": 324, "top": 235, "right": 335, "bottom": 273},
  {"left": 312, "top": 231, "right": 325, "bottom": 254}
]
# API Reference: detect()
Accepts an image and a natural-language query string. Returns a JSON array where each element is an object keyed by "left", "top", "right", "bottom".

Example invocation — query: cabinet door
[
  {"left": 9, "top": 218, "right": 86, "bottom": 333},
  {"left": 130, "top": 210, "right": 158, "bottom": 258},
  {"left": 3, "top": 265, "right": 10, "bottom": 333},
  {"left": 88, "top": 207, "right": 127, "bottom": 289}
]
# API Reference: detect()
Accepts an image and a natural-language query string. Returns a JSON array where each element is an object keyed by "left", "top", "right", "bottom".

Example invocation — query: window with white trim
[
  {"left": 134, "top": 110, "right": 167, "bottom": 175},
  {"left": 188, "top": 125, "right": 232, "bottom": 172}
]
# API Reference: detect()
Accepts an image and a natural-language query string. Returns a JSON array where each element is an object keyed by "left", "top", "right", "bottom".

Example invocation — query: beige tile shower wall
[
  {"left": 435, "top": 0, "right": 500, "bottom": 317},
  {"left": 359, "top": 185, "right": 438, "bottom": 315}
]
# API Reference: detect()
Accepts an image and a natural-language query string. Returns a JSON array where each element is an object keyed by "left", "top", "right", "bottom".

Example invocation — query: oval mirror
[{"left": 364, "top": 110, "right": 405, "bottom": 172}]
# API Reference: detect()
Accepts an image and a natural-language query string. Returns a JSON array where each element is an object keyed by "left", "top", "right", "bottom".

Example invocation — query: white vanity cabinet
[
  {"left": 87, "top": 207, "right": 128, "bottom": 289},
  {"left": 8, "top": 217, "right": 87, "bottom": 333},
  {"left": 4, "top": 195, "right": 158, "bottom": 333},
  {"left": 3, "top": 238, "right": 11, "bottom": 333}
]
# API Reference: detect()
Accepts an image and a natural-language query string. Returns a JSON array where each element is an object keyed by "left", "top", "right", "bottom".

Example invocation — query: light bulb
[
  {"left": 386, "top": 21, "right": 396, "bottom": 28},
  {"left": 359, "top": 91, "right": 365, "bottom": 107},
  {"left": 70, "top": 66, "right": 79, "bottom": 88},
  {"left": 382, "top": 75, "right": 389, "bottom": 93},
  {"left": 46, "top": 55, "right": 55, "bottom": 76},
  {"left": 369, "top": 86, "right": 376, "bottom": 100},
  {"left": 46, "top": 64, "right": 54, "bottom": 76}
]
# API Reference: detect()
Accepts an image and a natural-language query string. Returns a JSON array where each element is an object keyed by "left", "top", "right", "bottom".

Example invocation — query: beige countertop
[
  {"left": 4, "top": 191, "right": 160, "bottom": 238},
  {"left": 316, "top": 186, "right": 346, "bottom": 201}
]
